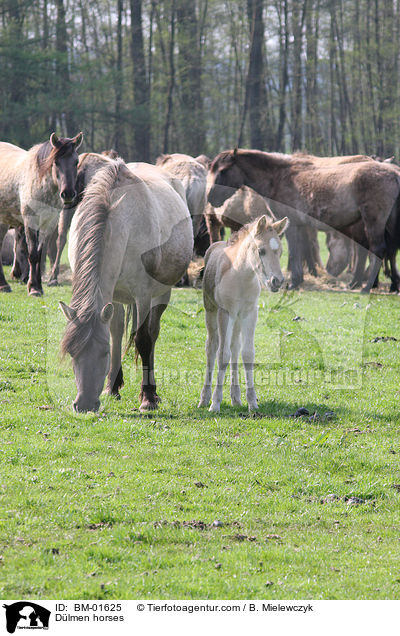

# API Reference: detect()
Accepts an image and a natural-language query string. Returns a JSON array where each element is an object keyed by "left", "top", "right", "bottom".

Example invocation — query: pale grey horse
[{"left": 60, "top": 157, "right": 193, "bottom": 413}]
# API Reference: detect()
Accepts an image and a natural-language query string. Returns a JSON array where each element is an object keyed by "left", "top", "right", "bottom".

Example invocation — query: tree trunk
[
  {"left": 176, "top": 0, "right": 205, "bottom": 154},
  {"left": 55, "top": 0, "right": 77, "bottom": 136},
  {"left": 130, "top": 0, "right": 150, "bottom": 161}
]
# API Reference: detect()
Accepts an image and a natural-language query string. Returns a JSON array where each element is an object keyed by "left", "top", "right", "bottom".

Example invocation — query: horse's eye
[{"left": 259, "top": 248, "right": 266, "bottom": 256}]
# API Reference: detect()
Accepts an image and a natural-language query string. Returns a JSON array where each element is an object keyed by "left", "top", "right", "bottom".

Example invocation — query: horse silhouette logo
[{"left": 3, "top": 602, "right": 50, "bottom": 633}]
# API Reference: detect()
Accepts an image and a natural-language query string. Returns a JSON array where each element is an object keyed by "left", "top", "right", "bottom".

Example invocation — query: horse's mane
[
  {"left": 61, "top": 159, "right": 126, "bottom": 358},
  {"left": 211, "top": 148, "right": 312, "bottom": 173},
  {"left": 35, "top": 138, "right": 78, "bottom": 180}
]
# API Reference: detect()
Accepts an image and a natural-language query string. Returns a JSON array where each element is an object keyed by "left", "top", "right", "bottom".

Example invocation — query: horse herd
[{"left": 1, "top": 133, "right": 399, "bottom": 412}]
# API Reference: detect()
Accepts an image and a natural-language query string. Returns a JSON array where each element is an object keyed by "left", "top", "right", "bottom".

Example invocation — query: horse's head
[
  {"left": 248, "top": 215, "right": 289, "bottom": 292},
  {"left": 60, "top": 300, "right": 113, "bottom": 413},
  {"left": 48, "top": 132, "right": 83, "bottom": 204},
  {"left": 326, "top": 231, "right": 351, "bottom": 277},
  {"left": 207, "top": 149, "right": 246, "bottom": 207}
]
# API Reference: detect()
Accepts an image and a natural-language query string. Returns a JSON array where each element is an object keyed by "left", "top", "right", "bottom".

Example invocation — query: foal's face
[{"left": 250, "top": 216, "right": 289, "bottom": 292}]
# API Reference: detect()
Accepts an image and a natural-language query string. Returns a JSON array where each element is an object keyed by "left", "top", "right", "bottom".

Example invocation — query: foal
[{"left": 198, "top": 215, "right": 289, "bottom": 412}]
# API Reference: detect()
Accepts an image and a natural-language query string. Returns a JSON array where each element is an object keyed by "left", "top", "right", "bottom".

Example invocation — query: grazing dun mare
[
  {"left": 60, "top": 157, "right": 193, "bottom": 413},
  {"left": 199, "top": 215, "right": 288, "bottom": 413},
  {"left": 0, "top": 133, "right": 82, "bottom": 295}
]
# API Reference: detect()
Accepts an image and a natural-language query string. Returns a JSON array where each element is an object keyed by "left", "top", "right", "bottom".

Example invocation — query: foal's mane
[
  {"left": 227, "top": 217, "right": 273, "bottom": 246},
  {"left": 35, "top": 138, "right": 77, "bottom": 180},
  {"left": 61, "top": 159, "right": 125, "bottom": 358}
]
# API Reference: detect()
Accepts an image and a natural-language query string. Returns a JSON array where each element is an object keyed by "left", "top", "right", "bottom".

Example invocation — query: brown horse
[
  {"left": 0, "top": 132, "right": 82, "bottom": 295},
  {"left": 208, "top": 149, "right": 400, "bottom": 291}
]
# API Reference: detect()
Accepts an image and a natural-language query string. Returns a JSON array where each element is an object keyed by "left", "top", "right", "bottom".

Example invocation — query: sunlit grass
[{"left": 0, "top": 262, "right": 400, "bottom": 599}]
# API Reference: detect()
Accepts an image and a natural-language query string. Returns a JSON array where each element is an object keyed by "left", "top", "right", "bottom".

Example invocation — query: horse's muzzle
[
  {"left": 73, "top": 397, "right": 100, "bottom": 413},
  {"left": 268, "top": 276, "right": 283, "bottom": 292},
  {"left": 60, "top": 189, "right": 77, "bottom": 204}
]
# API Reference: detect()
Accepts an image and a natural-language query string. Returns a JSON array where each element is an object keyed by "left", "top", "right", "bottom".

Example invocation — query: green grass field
[{"left": 1, "top": 256, "right": 400, "bottom": 600}]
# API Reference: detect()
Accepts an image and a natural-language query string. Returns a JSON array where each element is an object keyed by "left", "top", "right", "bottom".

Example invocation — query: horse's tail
[{"left": 124, "top": 303, "right": 139, "bottom": 363}]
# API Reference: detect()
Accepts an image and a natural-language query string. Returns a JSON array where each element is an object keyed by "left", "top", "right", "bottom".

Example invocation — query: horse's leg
[
  {"left": 105, "top": 302, "right": 125, "bottom": 399},
  {"left": 48, "top": 207, "right": 74, "bottom": 286},
  {"left": 198, "top": 309, "right": 218, "bottom": 407},
  {"left": 230, "top": 319, "right": 242, "bottom": 406},
  {"left": 146, "top": 292, "right": 170, "bottom": 403},
  {"left": 205, "top": 203, "right": 222, "bottom": 243},
  {"left": 11, "top": 227, "right": 29, "bottom": 282},
  {"left": 241, "top": 308, "right": 258, "bottom": 411},
  {"left": 360, "top": 209, "right": 387, "bottom": 293},
  {"left": 210, "top": 308, "right": 233, "bottom": 412},
  {"left": 24, "top": 221, "right": 43, "bottom": 296},
  {"left": 361, "top": 253, "right": 382, "bottom": 293},
  {"left": 285, "top": 223, "right": 304, "bottom": 289},
  {"left": 389, "top": 252, "right": 400, "bottom": 292},
  {"left": 0, "top": 224, "right": 11, "bottom": 292},
  {"left": 349, "top": 246, "right": 368, "bottom": 289},
  {"left": 135, "top": 295, "right": 169, "bottom": 412},
  {"left": 303, "top": 227, "right": 318, "bottom": 276}
]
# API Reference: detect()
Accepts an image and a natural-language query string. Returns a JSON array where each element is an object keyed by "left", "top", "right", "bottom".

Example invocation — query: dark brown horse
[
  {"left": 208, "top": 149, "right": 400, "bottom": 291},
  {"left": 0, "top": 132, "right": 82, "bottom": 295}
]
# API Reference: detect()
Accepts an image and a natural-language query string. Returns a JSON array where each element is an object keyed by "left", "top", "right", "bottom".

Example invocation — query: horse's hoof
[
  {"left": 139, "top": 400, "right": 159, "bottom": 412},
  {"left": 29, "top": 289, "right": 42, "bottom": 297},
  {"left": 248, "top": 405, "right": 259, "bottom": 412},
  {"left": 360, "top": 286, "right": 371, "bottom": 294},
  {"left": 209, "top": 404, "right": 220, "bottom": 413},
  {"left": 47, "top": 279, "right": 59, "bottom": 287},
  {"left": 198, "top": 400, "right": 209, "bottom": 408},
  {"left": 0, "top": 285, "right": 11, "bottom": 293}
]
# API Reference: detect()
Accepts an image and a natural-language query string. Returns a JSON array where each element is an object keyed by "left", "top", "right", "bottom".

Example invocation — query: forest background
[{"left": 0, "top": 0, "right": 399, "bottom": 162}]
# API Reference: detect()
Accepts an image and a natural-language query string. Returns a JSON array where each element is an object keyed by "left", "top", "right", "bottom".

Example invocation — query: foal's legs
[
  {"left": 230, "top": 319, "right": 242, "bottom": 406},
  {"left": 0, "top": 223, "right": 11, "bottom": 292},
  {"left": 241, "top": 308, "right": 258, "bottom": 411},
  {"left": 210, "top": 308, "right": 233, "bottom": 412},
  {"left": 198, "top": 309, "right": 218, "bottom": 407},
  {"left": 106, "top": 302, "right": 125, "bottom": 399}
]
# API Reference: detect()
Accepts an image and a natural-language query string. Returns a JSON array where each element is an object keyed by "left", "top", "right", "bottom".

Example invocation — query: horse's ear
[
  {"left": 233, "top": 147, "right": 238, "bottom": 159},
  {"left": 272, "top": 216, "right": 289, "bottom": 236},
  {"left": 384, "top": 156, "right": 395, "bottom": 163},
  {"left": 50, "top": 133, "right": 60, "bottom": 148},
  {"left": 100, "top": 303, "right": 114, "bottom": 324},
  {"left": 254, "top": 215, "right": 267, "bottom": 235},
  {"left": 156, "top": 153, "right": 169, "bottom": 166},
  {"left": 73, "top": 132, "right": 83, "bottom": 149},
  {"left": 59, "top": 301, "right": 77, "bottom": 322}
]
